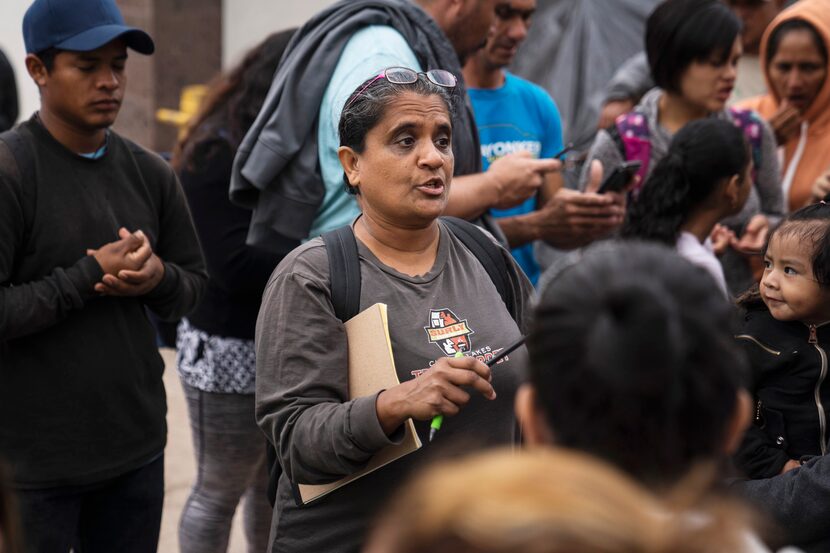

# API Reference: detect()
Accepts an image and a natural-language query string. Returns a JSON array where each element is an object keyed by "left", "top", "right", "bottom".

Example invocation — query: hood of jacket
[
  {"left": 741, "top": 0, "right": 830, "bottom": 211},
  {"left": 758, "top": 0, "right": 830, "bottom": 128},
  {"left": 228, "top": 0, "right": 482, "bottom": 252}
]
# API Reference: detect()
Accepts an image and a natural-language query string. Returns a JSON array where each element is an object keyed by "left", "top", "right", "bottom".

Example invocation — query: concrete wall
[
  {"left": 222, "top": 0, "right": 335, "bottom": 67},
  {"left": 114, "top": 0, "right": 222, "bottom": 150},
  {"left": 0, "top": 0, "right": 335, "bottom": 135}
]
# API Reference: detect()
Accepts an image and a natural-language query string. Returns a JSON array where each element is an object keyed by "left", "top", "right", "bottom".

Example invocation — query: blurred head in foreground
[
  {"left": 364, "top": 448, "right": 754, "bottom": 553},
  {"left": 520, "top": 241, "right": 752, "bottom": 490}
]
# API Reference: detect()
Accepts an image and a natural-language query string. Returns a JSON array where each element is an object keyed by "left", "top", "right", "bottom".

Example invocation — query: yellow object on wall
[{"left": 156, "top": 84, "right": 208, "bottom": 135}]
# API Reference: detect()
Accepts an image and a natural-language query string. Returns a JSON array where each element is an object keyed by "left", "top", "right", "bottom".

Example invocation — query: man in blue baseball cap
[{"left": 0, "top": 1, "right": 207, "bottom": 551}]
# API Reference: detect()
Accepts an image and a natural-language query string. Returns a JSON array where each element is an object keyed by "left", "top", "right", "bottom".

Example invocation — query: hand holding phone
[{"left": 597, "top": 161, "right": 641, "bottom": 194}]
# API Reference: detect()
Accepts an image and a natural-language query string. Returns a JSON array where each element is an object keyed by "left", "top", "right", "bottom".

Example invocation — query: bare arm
[
  {"left": 445, "top": 153, "right": 561, "bottom": 220},
  {"left": 444, "top": 172, "right": 500, "bottom": 220}
]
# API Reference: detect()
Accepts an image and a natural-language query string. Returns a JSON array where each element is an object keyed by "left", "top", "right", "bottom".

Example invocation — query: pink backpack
[{"left": 612, "top": 107, "right": 764, "bottom": 196}]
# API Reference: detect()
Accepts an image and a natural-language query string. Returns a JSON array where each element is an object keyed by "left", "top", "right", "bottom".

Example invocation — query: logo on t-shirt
[
  {"left": 423, "top": 308, "right": 475, "bottom": 356},
  {"left": 480, "top": 140, "right": 541, "bottom": 166}
]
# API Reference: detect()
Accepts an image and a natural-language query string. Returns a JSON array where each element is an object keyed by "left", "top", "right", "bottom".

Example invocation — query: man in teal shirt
[{"left": 464, "top": 0, "right": 626, "bottom": 284}]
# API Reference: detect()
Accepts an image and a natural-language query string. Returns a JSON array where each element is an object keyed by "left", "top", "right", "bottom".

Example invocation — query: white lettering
[{"left": 480, "top": 140, "right": 542, "bottom": 162}]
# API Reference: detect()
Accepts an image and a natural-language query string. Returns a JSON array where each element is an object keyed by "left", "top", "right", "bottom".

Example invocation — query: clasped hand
[
  {"left": 87, "top": 227, "right": 164, "bottom": 296},
  {"left": 375, "top": 355, "right": 495, "bottom": 436},
  {"left": 769, "top": 101, "right": 802, "bottom": 145}
]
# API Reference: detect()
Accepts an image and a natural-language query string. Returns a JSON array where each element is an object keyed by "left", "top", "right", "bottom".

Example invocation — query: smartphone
[
  {"left": 553, "top": 142, "right": 574, "bottom": 160},
  {"left": 597, "top": 160, "right": 641, "bottom": 194}
]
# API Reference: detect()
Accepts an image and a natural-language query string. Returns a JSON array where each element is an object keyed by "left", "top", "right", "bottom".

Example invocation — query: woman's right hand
[
  {"left": 768, "top": 101, "right": 802, "bottom": 145},
  {"left": 375, "top": 356, "right": 496, "bottom": 436},
  {"left": 810, "top": 170, "right": 830, "bottom": 204}
]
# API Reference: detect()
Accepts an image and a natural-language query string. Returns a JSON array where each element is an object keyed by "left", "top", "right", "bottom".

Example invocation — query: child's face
[{"left": 761, "top": 233, "right": 830, "bottom": 324}]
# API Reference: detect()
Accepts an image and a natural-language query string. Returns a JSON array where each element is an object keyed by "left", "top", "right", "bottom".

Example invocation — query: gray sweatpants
[{"left": 179, "top": 383, "right": 272, "bottom": 553}]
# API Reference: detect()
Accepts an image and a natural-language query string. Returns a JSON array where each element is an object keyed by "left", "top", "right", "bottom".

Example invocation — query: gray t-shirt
[{"left": 256, "top": 220, "right": 533, "bottom": 553}]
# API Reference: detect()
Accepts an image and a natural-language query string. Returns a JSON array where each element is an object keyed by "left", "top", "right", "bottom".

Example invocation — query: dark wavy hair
[
  {"left": 171, "top": 28, "right": 296, "bottom": 172},
  {"left": 646, "top": 0, "right": 741, "bottom": 95},
  {"left": 738, "top": 202, "right": 830, "bottom": 307},
  {"left": 339, "top": 71, "right": 457, "bottom": 194},
  {"left": 621, "top": 118, "right": 750, "bottom": 245},
  {"left": 529, "top": 241, "right": 746, "bottom": 488}
]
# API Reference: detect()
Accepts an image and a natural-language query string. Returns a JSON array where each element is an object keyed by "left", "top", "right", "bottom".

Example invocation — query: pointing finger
[{"left": 529, "top": 158, "right": 562, "bottom": 174}]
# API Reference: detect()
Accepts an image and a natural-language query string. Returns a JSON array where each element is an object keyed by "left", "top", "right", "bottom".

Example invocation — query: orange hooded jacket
[{"left": 739, "top": 0, "right": 830, "bottom": 211}]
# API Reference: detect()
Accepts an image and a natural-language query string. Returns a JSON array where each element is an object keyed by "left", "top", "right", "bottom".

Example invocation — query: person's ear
[
  {"left": 722, "top": 389, "right": 753, "bottom": 455},
  {"left": 445, "top": 0, "right": 467, "bottom": 22},
  {"left": 723, "top": 174, "right": 742, "bottom": 209},
  {"left": 25, "top": 54, "right": 49, "bottom": 87},
  {"left": 338, "top": 146, "right": 360, "bottom": 188},
  {"left": 515, "top": 384, "right": 555, "bottom": 446}
]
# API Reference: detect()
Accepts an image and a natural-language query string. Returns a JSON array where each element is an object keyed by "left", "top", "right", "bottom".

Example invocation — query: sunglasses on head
[{"left": 344, "top": 66, "right": 457, "bottom": 110}]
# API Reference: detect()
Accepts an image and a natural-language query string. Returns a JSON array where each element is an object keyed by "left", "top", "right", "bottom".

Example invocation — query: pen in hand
[
  {"left": 486, "top": 336, "right": 525, "bottom": 368},
  {"left": 429, "top": 350, "right": 463, "bottom": 442},
  {"left": 428, "top": 336, "right": 526, "bottom": 442}
]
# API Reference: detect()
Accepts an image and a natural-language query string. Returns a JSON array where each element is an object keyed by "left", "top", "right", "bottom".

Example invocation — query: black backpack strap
[
  {"left": 441, "top": 216, "right": 517, "bottom": 322},
  {"left": 322, "top": 225, "right": 362, "bottom": 323},
  {"left": 266, "top": 225, "right": 364, "bottom": 508},
  {"left": 0, "top": 129, "right": 33, "bottom": 172}
]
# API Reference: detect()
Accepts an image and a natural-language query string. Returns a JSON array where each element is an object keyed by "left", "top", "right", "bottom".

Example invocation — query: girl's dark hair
[
  {"left": 171, "top": 28, "right": 296, "bottom": 172},
  {"left": 646, "top": 0, "right": 741, "bottom": 94},
  {"left": 778, "top": 204, "right": 830, "bottom": 287},
  {"left": 621, "top": 118, "right": 750, "bottom": 245},
  {"left": 738, "top": 203, "right": 830, "bottom": 307},
  {"left": 529, "top": 241, "right": 746, "bottom": 488},
  {"left": 338, "top": 72, "right": 456, "bottom": 194},
  {"left": 766, "top": 18, "right": 828, "bottom": 67}
]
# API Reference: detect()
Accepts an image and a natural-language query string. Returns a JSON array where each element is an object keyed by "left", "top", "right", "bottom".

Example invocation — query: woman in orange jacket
[{"left": 739, "top": 0, "right": 830, "bottom": 211}]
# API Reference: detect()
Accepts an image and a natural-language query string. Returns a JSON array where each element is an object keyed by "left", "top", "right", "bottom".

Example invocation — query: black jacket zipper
[{"left": 809, "top": 323, "right": 829, "bottom": 455}]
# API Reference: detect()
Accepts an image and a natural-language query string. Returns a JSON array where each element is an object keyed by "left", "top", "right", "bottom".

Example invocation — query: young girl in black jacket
[{"left": 736, "top": 203, "right": 830, "bottom": 479}]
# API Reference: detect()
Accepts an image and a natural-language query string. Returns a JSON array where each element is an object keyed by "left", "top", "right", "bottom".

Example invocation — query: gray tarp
[{"left": 511, "top": 0, "right": 661, "bottom": 151}]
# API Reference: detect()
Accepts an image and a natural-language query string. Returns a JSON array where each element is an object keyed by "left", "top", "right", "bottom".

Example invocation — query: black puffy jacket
[{"left": 735, "top": 306, "right": 830, "bottom": 479}]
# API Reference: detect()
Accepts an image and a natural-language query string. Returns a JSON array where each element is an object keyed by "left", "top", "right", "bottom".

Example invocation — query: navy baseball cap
[{"left": 23, "top": 0, "right": 155, "bottom": 55}]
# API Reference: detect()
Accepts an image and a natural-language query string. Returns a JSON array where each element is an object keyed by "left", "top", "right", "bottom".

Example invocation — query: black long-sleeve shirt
[
  {"left": 179, "top": 137, "right": 283, "bottom": 339},
  {"left": 0, "top": 116, "right": 207, "bottom": 488}
]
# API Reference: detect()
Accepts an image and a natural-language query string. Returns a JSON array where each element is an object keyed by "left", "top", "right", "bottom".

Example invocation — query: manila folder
[{"left": 297, "top": 303, "right": 422, "bottom": 504}]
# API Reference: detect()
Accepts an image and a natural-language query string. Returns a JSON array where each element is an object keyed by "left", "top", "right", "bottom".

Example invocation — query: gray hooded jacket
[{"left": 230, "top": 0, "right": 481, "bottom": 253}]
